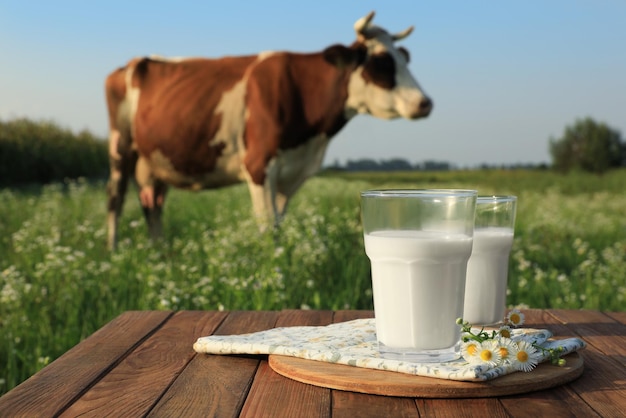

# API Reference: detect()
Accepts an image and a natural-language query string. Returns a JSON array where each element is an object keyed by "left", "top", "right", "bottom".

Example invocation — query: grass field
[{"left": 1, "top": 168, "right": 625, "bottom": 394}]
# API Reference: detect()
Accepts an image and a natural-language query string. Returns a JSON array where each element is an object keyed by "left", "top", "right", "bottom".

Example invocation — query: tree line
[
  {"left": 0, "top": 118, "right": 108, "bottom": 186},
  {"left": 325, "top": 159, "right": 549, "bottom": 172},
  {"left": 326, "top": 158, "right": 456, "bottom": 172},
  {"left": 328, "top": 117, "right": 625, "bottom": 173}
]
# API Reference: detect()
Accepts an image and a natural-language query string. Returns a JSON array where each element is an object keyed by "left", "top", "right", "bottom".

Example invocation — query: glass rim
[
  {"left": 361, "top": 189, "right": 478, "bottom": 198},
  {"left": 477, "top": 195, "right": 517, "bottom": 202}
]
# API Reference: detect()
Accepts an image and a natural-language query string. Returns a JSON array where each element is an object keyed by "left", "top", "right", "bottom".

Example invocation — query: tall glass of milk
[
  {"left": 463, "top": 196, "right": 517, "bottom": 326},
  {"left": 361, "top": 189, "right": 477, "bottom": 362}
]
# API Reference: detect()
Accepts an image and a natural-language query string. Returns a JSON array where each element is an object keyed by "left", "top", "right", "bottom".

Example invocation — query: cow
[{"left": 105, "top": 11, "right": 433, "bottom": 250}]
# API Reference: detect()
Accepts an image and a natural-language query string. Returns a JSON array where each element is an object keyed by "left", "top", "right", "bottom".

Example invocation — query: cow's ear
[
  {"left": 323, "top": 44, "right": 367, "bottom": 68},
  {"left": 398, "top": 46, "right": 410, "bottom": 63}
]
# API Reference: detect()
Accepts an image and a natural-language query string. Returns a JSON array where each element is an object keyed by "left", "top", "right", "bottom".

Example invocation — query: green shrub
[{"left": 0, "top": 118, "right": 108, "bottom": 186}]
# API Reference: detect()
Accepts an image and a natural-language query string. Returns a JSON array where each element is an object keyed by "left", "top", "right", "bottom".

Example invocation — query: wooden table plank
[
  {"left": 499, "top": 386, "right": 602, "bottom": 418},
  {"left": 0, "top": 310, "right": 172, "bottom": 418},
  {"left": 147, "top": 310, "right": 279, "bottom": 418},
  {"left": 331, "top": 392, "right": 418, "bottom": 418},
  {"left": 605, "top": 311, "right": 626, "bottom": 325},
  {"left": 239, "top": 310, "right": 334, "bottom": 418},
  {"left": 549, "top": 309, "right": 626, "bottom": 362},
  {"left": 547, "top": 309, "right": 626, "bottom": 418},
  {"left": 498, "top": 309, "right": 625, "bottom": 418},
  {"left": 59, "top": 310, "right": 227, "bottom": 417},
  {"left": 332, "top": 310, "right": 374, "bottom": 322},
  {"left": 416, "top": 398, "right": 509, "bottom": 418},
  {"left": 496, "top": 310, "right": 606, "bottom": 417}
]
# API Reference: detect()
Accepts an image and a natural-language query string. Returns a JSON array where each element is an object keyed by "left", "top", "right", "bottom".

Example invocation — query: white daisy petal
[{"left": 512, "top": 340, "right": 540, "bottom": 372}]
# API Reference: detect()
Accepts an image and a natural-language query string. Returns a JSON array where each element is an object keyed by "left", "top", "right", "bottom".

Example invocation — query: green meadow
[{"left": 1, "top": 168, "right": 625, "bottom": 394}]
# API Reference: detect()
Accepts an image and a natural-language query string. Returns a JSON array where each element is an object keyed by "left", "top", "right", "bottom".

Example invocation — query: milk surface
[
  {"left": 364, "top": 230, "right": 473, "bottom": 350},
  {"left": 463, "top": 227, "right": 514, "bottom": 325}
]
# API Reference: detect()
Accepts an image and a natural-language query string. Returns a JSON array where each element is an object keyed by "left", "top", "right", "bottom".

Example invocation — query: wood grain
[
  {"left": 59, "top": 310, "right": 225, "bottom": 417},
  {"left": 498, "top": 309, "right": 624, "bottom": 418},
  {"left": 332, "top": 391, "right": 419, "bottom": 418},
  {"left": 147, "top": 310, "right": 279, "bottom": 418},
  {"left": 546, "top": 309, "right": 626, "bottom": 418},
  {"left": 0, "top": 310, "right": 172, "bottom": 418},
  {"left": 416, "top": 397, "right": 509, "bottom": 418},
  {"left": 605, "top": 311, "right": 626, "bottom": 325},
  {"left": 240, "top": 310, "right": 334, "bottom": 418}
]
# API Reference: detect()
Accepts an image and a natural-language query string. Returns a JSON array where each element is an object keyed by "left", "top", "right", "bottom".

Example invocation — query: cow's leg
[
  {"left": 106, "top": 130, "right": 134, "bottom": 250},
  {"left": 245, "top": 158, "right": 287, "bottom": 230},
  {"left": 135, "top": 156, "right": 167, "bottom": 241},
  {"left": 246, "top": 181, "right": 276, "bottom": 231},
  {"left": 140, "top": 181, "right": 167, "bottom": 241},
  {"left": 274, "top": 192, "right": 289, "bottom": 221}
]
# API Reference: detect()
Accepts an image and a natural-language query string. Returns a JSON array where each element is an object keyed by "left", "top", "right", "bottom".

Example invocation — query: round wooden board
[{"left": 269, "top": 352, "right": 583, "bottom": 398}]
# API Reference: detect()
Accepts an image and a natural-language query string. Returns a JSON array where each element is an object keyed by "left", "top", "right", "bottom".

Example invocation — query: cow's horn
[
  {"left": 354, "top": 11, "right": 375, "bottom": 34},
  {"left": 392, "top": 26, "right": 414, "bottom": 41}
]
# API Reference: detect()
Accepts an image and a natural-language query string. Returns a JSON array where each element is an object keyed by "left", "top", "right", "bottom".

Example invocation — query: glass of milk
[
  {"left": 361, "top": 189, "right": 477, "bottom": 363},
  {"left": 463, "top": 196, "right": 517, "bottom": 326}
]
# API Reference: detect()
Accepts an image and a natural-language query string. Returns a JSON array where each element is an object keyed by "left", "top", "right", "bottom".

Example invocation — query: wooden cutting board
[{"left": 269, "top": 352, "right": 583, "bottom": 398}]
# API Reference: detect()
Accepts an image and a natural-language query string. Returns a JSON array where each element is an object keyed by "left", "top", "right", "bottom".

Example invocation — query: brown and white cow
[{"left": 105, "top": 11, "right": 432, "bottom": 249}]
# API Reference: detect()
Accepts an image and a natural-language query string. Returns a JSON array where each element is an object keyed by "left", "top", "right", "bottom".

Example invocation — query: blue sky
[{"left": 1, "top": 1, "right": 625, "bottom": 167}]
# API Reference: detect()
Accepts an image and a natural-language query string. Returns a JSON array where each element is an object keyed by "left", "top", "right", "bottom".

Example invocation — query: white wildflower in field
[{"left": 274, "top": 246, "right": 285, "bottom": 257}]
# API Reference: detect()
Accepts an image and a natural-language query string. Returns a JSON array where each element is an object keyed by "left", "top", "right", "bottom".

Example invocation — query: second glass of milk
[
  {"left": 463, "top": 196, "right": 517, "bottom": 326},
  {"left": 361, "top": 189, "right": 477, "bottom": 363}
]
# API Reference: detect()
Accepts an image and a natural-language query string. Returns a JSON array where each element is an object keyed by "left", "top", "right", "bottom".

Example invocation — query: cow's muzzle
[{"left": 411, "top": 97, "right": 433, "bottom": 119}]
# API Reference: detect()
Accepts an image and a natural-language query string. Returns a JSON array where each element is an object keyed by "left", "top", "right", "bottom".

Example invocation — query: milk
[
  {"left": 364, "top": 230, "right": 473, "bottom": 351},
  {"left": 463, "top": 227, "right": 514, "bottom": 325}
]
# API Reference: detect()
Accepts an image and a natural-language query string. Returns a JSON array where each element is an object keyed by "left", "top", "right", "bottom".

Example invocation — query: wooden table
[{"left": 0, "top": 309, "right": 624, "bottom": 417}]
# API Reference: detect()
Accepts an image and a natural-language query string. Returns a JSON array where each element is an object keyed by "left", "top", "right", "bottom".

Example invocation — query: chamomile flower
[
  {"left": 476, "top": 340, "right": 502, "bottom": 367},
  {"left": 461, "top": 340, "right": 481, "bottom": 363},
  {"left": 496, "top": 337, "right": 517, "bottom": 364},
  {"left": 506, "top": 309, "right": 525, "bottom": 327},
  {"left": 512, "top": 340, "right": 540, "bottom": 372},
  {"left": 498, "top": 325, "right": 512, "bottom": 339},
  {"left": 457, "top": 313, "right": 567, "bottom": 372}
]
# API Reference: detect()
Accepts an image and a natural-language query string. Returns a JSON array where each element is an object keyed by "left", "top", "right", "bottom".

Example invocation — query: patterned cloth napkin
[{"left": 193, "top": 318, "right": 586, "bottom": 381}]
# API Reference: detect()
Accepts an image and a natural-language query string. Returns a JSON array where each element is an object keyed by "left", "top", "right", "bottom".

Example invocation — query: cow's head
[{"left": 324, "top": 11, "right": 433, "bottom": 120}]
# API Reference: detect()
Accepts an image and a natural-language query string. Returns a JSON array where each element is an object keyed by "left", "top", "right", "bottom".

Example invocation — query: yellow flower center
[
  {"left": 500, "top": 329, "right": 511, "bottom": 338},
  {"left": 467, "top": 344, "right": 478, "bottom": 356},
  {"left": 517, "top": 351, "right": 529, "bottom": 362},
  {"left": 480, "top": 350, "right": 492, "bottom": 361},
  {"left": 510, "top": 313, "right": 521, "bottom": 324},
  {"left": 499, "top": 347, "right": 509, "bottom": 358}
]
